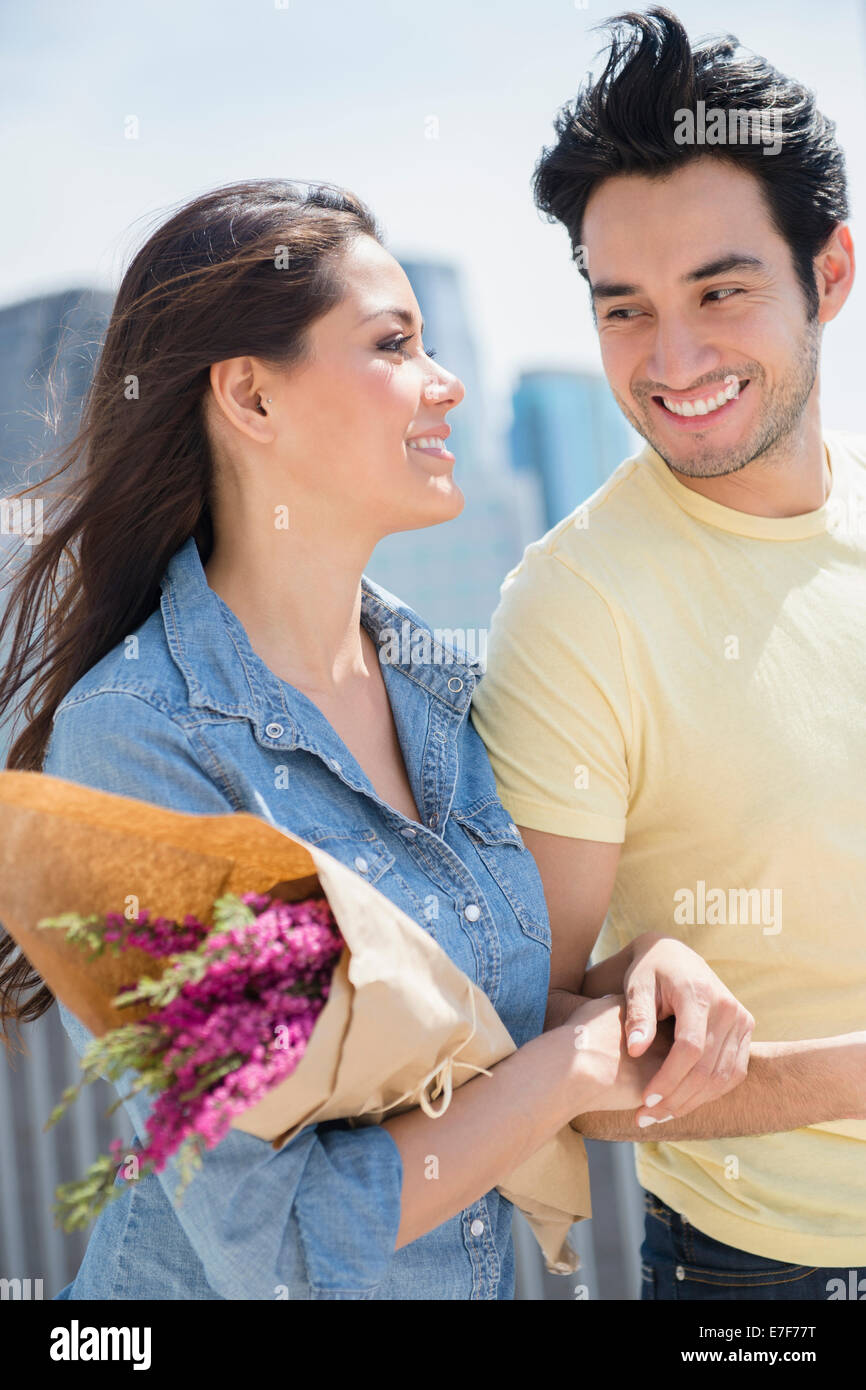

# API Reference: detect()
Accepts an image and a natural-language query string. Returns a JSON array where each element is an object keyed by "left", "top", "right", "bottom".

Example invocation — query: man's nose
[{"left": 645, "top": 320, "right": 719, "bottom": 390}]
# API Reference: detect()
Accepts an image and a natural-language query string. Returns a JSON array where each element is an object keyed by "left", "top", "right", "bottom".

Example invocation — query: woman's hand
[
  {"left": 564, "top": 993, "right": 672, "bottom": 1113},
  {"left": 621, "top": 934, "right": 755, "bottom": 1127}
]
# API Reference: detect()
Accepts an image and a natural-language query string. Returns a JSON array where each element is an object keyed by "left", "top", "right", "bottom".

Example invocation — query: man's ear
[{"left": 815, "top": 223, "right": 855, "bottom": 325}]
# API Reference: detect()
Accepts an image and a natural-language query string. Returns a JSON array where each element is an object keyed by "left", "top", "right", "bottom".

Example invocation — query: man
[{"left": 470, "top": 8, "right": 866, "bottom": 1299}]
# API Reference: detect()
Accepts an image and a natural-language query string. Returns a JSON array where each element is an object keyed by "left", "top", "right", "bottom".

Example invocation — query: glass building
[
  {"left": 0, "top": 289, "right": 113, "bottom": 762},
  {"left": 365, "top": 261, "right": 546, "bottom": 636},
  {"left": 509, "top": 369, "right": 636, "bottom": 530}
]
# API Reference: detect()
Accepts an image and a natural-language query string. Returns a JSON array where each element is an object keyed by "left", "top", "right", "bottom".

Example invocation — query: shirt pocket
[
  {"left": 294, "top": 824, "right": 434, "bottom": 934},
  {"left": 297, "top": 823, "right": 396, "bottom": 885},
  {"left": 450, "top": 800, "right": 551, "bottom": 950}
]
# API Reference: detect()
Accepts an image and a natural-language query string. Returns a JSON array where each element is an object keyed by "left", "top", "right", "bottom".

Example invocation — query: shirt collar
[
  {"left": 159, "top": 535, "right": 482, "bottom": 746},
  {"left": 641, "top": 436, "right": 844, "bottom": 541}
]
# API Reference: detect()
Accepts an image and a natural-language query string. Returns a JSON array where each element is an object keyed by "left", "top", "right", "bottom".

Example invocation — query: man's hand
[
  {"left": 514, "top": 829, "right": 755, "bottom": 1129},
  {"left": 621, "top": 934, "right": 755, "bottom": 1127}
]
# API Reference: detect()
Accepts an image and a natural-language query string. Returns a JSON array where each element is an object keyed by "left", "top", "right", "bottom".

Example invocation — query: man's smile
[{"left": 649, "top": 377, "right": 751, "bottom": 430}]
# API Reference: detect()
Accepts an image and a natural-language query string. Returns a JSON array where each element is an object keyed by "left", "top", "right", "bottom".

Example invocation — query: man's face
[{"left": 581, "top": 158, "right": 820, "bottom": 478}]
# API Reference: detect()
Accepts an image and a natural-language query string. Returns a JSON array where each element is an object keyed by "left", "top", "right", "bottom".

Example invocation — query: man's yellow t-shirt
[{"left": 471, "top": 431, "right": 866, "bottom": 1265}]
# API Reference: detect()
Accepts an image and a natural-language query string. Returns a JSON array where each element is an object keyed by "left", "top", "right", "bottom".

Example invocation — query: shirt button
[
  {"left": 265, "top": 721, "right": 284, "bottom": 739},
  {"left": 329, "top": 757, "right": 342, "bottom": 772},
  {"left": 428, "top": 813, "right": 438, "bottom": 828},
  {"left": 470, "top": 1218, "right": 484, "bottom": 1237},
  {"left": 447, "top": 676, "right": 463, "bottom": 692},
  {"left": 353, "top": 856, "right": 369, "bottom": 873},
  {"left": 507, "top": 822, "right": 519, "bottom": 836},
  {"left": 464, "top": 904, "right": 481, "bottom": 921},
  {"left": 400, "top": 827, "right": 417, "bottom": 839},
  {"left": 675, "top": 1265, "right": 685, "bottom": 1281}
]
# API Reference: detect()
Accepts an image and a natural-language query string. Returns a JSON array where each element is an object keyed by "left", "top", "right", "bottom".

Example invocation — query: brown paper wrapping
[{"left": 0, "top": 770, "right": 589, "bottom": 1274}]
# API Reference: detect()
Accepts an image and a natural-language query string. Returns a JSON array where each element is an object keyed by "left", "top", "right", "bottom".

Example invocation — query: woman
[{"left": 0, "top": 179, "right": 751, "bottom": 1299}]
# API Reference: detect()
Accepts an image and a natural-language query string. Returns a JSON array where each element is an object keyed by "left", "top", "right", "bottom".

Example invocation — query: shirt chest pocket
[
  {"left": 294, "top": 824, "right": 434, "bottom": 932},
  {"left": 297, "top": 823, "right": 395, "bottom": 883},
  {"left": 450, "top": 801, "right": 551, "bottom": 950}
]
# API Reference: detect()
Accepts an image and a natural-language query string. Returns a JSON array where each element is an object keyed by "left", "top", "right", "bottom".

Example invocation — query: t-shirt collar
[{"left": 641, "top": 436, "right": 841, "bottom": 540}]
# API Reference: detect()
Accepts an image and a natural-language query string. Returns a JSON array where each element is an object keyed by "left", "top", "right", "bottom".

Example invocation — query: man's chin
[
  {"left": 647, "top": 438, "right": 754, "bottom": 479},
  {"left": 638, "top": 415, "right": 763, "bottom": 480}
]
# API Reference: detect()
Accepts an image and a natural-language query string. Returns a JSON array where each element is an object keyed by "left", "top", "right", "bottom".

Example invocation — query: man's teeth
[
  {"left": 662, "top": 379, "right": 741, "bottom": 417},
  {"left": 407, "top": 437, "right": 445, "bottom": 450}
]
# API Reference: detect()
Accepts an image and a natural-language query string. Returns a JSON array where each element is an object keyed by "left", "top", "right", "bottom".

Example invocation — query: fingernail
[
  {"left": 656, "top": 1114, "right": 675, "bottom": 1123},
  {"left": 645, "top": 1093, "right": 663, "bottom": 1107},
  {"left": 637, "top": 1116, "right": 658, "bottom": 1128},
  {"left": 627, "top": 1030, "right": 646, "bottom": 1047}
]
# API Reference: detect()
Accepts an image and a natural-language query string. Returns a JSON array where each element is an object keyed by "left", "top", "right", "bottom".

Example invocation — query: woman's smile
[{"left": 406, "top": 427, "right": 455, "bottom": 473}]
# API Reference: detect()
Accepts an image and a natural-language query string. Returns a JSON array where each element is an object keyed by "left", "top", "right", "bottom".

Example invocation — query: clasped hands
[{"left": 564, "top": 933, "right": 756, "bottom": 1128}]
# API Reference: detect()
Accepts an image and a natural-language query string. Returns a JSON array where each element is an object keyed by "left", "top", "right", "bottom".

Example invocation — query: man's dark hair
[{"left": 532, "top": 7, "right": 849, "bottom": 316}]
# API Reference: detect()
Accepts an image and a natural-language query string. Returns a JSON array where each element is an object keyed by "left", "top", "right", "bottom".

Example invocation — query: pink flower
[
  {"left": 52, "top": 891, "right": 344, "bottom": 1230},
  {"left": 120, "top": 895, "right": 341, "bottom": 1175}
]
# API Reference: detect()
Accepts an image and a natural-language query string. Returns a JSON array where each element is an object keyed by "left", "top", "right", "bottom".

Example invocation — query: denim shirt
[{"left": 43, "top": 534, "right": 552, "bottom": 1301}]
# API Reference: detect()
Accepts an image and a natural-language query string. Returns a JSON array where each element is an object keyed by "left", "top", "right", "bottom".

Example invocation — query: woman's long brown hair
[{"left": 0, "top": 178, "right": 381, "bottom": 1044}]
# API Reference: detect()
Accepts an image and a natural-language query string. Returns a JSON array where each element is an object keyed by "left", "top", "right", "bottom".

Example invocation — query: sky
[{"left": 2, "top": 0, "right": 865, "bottom": 439}]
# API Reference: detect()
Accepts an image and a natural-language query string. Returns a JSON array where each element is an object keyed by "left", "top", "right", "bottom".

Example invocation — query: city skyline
[{"left": 2, "top": 0, "right": 864, "bottom": 440}]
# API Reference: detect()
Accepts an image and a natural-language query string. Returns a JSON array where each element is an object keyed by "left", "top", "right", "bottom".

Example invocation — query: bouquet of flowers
[
  {"left": 40, "top": 890, "right": 344, "bottom": 1230},
  {"left": 0, "top": 769, "right": 592, "bottom": 1274}
]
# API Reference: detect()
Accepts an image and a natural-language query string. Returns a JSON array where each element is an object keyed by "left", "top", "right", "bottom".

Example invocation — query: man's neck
[{"left": 663, "top": 414, "right": 830, "bottom": 518}]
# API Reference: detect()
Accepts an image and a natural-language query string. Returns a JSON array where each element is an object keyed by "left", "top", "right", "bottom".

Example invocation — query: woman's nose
[{"left": 424, "top": 368, "right": 465, "bottom": 407}]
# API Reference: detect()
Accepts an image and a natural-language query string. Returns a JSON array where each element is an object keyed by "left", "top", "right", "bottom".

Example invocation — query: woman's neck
[{"left": 204, "top": 525, "right": 375, "bottom": 696}]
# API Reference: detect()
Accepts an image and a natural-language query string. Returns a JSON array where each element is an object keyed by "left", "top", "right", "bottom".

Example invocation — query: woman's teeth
[
  {"left": 662, "top": 378, "right": 741, "bottom": 417},
  {"left": 407, "top": 437, "right": 446, "bottom": 451}
]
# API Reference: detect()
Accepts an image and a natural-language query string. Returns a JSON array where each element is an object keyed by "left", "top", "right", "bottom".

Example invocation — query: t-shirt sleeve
[{"left": 470, "top": 549, "right": 633, "bottom": 843}]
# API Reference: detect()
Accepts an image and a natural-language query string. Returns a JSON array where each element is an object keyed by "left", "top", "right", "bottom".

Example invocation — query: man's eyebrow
[
  {"left": 589, "top": 255, "right": 766, "bottom": 301},
  {"left": 358, "top": 306, "right": 425, "bottom": 335},
  {"left": 589, "top": 279, "right": 639, "bottom": 301},
  {"left": 684, "top": 254, "right": 765, "bottom": 282}
]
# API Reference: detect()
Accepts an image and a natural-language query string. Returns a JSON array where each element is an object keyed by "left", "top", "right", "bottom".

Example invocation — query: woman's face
[{"left": 269, "top": 234, "right": 466, "bottom": 538}]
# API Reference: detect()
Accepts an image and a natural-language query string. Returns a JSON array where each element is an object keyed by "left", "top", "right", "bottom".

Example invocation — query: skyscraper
[
  {"left": 509, "top": 369, "right": 635, "bottom": 529},
  {"left": 0, "top": 289, "right": 113, "bottom": 762},
  {"left": 366, "top": 261, "right": 545, "bottom": 635}
]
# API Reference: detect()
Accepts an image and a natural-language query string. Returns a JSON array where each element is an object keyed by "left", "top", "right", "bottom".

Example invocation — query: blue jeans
[{"left": 640, "top": 1189, "right": 865, "bottom": 1300}]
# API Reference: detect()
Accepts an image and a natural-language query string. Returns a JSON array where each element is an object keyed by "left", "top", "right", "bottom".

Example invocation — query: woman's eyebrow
[{"left": 358, "top": 306, "right": 425, "bottom": 334}]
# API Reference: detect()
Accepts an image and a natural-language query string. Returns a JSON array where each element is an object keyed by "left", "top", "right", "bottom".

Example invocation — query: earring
[{"left": 266, "top": 397, "right": 273, "bottom": 403}]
